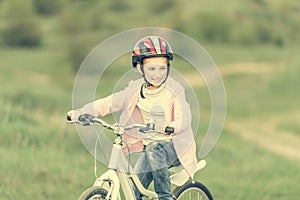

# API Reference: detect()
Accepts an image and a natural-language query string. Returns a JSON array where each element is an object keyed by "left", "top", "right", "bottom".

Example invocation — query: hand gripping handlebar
[{"left": 66, "top": 113, "right": 174, "bottom": 134}]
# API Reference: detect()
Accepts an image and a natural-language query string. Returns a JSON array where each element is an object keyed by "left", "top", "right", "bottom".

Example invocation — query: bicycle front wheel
[
  {"left": 77, "top": 186, "right": 108, "bottom": 200},
  {"left": 173, "top": 181, "right": 213, "bottom": 200}
]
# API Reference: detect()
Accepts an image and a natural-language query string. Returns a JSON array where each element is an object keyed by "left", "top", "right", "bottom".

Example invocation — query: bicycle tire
[
  {"left": 173, "top": 181, "right": 213, "bottom": 200},
  {"left": 77, "top": 186, "right": 108, "bottom": 200}
]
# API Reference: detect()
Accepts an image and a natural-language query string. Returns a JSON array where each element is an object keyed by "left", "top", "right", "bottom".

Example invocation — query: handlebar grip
[
  {"left": 66, "top": 114, "right": 72, "bottom": 121},
  {"left": 165, "top": 126, "right": 174, "bottom": 134}
]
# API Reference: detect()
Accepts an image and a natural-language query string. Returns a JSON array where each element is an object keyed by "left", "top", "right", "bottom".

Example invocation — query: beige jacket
[{"left": 80, "top": 77, "right": 197, "bottom": 177}]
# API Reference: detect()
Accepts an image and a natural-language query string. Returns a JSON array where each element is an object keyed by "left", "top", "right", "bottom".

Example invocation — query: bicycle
[{"left": 67, "top": 114, "right": 213, "bottom": 200}]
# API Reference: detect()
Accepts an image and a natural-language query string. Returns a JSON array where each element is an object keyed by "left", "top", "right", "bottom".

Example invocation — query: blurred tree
[
  {"left": 109, "top": 0, "right": 130, "bottom": 12},
  {"left": 1, "top": 0, "right": 42, "bottom": 47},
  {"left": 149, "top": 0, "right": 175, "bottom": 14},
  {"left": 60, "top": 2, "right": 98, "bottom": 73},
  {"left": 67, "top": 35, "right": 95, "bottom": 73},
  {"left": 198, "top": 13, "right": 231, "bottom": 43},
  {"left": 180, "top": 12, "right": 232, "bottom": 44},
  {"left": 32, "top": 0, "right": 62, "bottom": 16}
]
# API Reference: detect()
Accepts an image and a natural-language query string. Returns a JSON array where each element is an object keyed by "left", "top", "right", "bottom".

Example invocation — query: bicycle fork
[
  {"left": 93, "top": 140, "right": 136, "bottom": 200},
  {"left": 93, "top": 169, "right": 121, "bottom": 200}
]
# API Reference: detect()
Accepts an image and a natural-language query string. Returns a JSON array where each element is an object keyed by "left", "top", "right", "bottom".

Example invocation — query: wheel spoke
[
  {"left": 179, "top": 188, "right": 208, "bottom": 200},
  {"left": 173, "top": 182, "right": 213, "bottom": 200}
]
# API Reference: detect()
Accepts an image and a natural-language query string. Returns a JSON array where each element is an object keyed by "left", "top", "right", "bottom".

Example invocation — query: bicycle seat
[{"left": 169, "top": 160, "right": 206, "bottom": 186}]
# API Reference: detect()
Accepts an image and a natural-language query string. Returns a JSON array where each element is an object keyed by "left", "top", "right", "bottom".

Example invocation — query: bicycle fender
[{"left": 170, "top": 160, "right": 206, "bottom": 186}]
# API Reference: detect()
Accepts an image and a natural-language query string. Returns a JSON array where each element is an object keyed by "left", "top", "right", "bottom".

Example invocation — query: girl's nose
[{"left": 154, "top": 70, "right": 162, "bottom": 77}]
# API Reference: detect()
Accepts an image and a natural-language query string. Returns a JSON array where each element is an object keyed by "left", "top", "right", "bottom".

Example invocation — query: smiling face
[{"left": 140, "top": 57, "right": 169, "bottom": 89}]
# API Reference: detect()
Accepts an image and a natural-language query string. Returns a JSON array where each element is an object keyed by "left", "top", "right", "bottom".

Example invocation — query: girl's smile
[{"left": 141, "top": 57, "right": 169, "bottom": 89}]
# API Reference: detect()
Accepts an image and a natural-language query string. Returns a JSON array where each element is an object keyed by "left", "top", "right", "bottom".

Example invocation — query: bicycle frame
[
  {"left": 70, "top": 115, "right": 208, "bottom": 200},
  {"left": 92, "top": 135, "right": 158, "bottom": 200}
]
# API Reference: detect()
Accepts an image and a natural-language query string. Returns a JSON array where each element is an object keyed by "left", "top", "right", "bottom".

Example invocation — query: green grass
[
  {"left": 197, "top": 129, "right": 300, "bottom": 199},
  {"left": 1, "top": 43, "right": 299, "bottom": 199},
  {"left": 1, "top": 42, "right": 299, "bottom": 199},
  {"left": 1, "top": 2, "right": 300, "bottom": 199}
]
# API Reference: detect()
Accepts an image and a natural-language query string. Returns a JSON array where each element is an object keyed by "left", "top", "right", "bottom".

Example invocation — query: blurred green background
[{"left": 1, "top": 0, "right": 299, "bottom": 199}]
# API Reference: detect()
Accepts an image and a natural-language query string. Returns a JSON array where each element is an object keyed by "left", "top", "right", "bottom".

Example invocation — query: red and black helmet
[{"left": 132, "top": 36, "right": 173, "bottom": 68}]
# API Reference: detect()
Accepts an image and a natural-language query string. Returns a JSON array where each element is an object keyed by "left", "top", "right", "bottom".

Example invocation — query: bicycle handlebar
[{"left": 66, "top": 113, "right": 174, "bottom": 134}]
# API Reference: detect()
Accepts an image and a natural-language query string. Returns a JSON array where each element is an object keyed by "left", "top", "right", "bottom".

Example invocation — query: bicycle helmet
[{"left": 132, "top": 36, "right": 173, "bottom": 68}]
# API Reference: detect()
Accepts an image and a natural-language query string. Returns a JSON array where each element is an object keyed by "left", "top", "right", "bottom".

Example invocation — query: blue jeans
[{"left": 134, "top": 140, "right": 180, "bottom": 200}]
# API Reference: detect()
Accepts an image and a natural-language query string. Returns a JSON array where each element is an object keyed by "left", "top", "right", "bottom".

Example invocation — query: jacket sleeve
[
  {"left": 168, "top": 85, "right": 192, "bottom": 135},
  {"left": 79, "top": 80, "right": 139, "bottom": 117}
]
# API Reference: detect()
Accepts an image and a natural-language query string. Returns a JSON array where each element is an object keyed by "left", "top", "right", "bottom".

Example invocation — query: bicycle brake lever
[{"left": 139, "top": 123, "right": 155, "bottom": 133}]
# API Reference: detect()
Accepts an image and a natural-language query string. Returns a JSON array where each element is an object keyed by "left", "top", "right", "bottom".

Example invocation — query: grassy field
[
  {"left": 1, "top": 3, "right": 300, "bottom": 200},
  {"left": 1, "top": 43, "right": 299, "bottom": 200}
]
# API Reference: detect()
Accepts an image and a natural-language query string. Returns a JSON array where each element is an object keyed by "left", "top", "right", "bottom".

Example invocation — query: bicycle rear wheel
[
  {"left": 77, "top": 186, "right": 108, "bottom": 200},
  {"left": 173, "top": 181, "right": 213, "bottom": 200}
]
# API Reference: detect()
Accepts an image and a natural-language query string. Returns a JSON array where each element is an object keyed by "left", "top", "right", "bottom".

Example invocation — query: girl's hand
[{"left": 66, "top": 110, "right": 81, "bottom": 122}]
